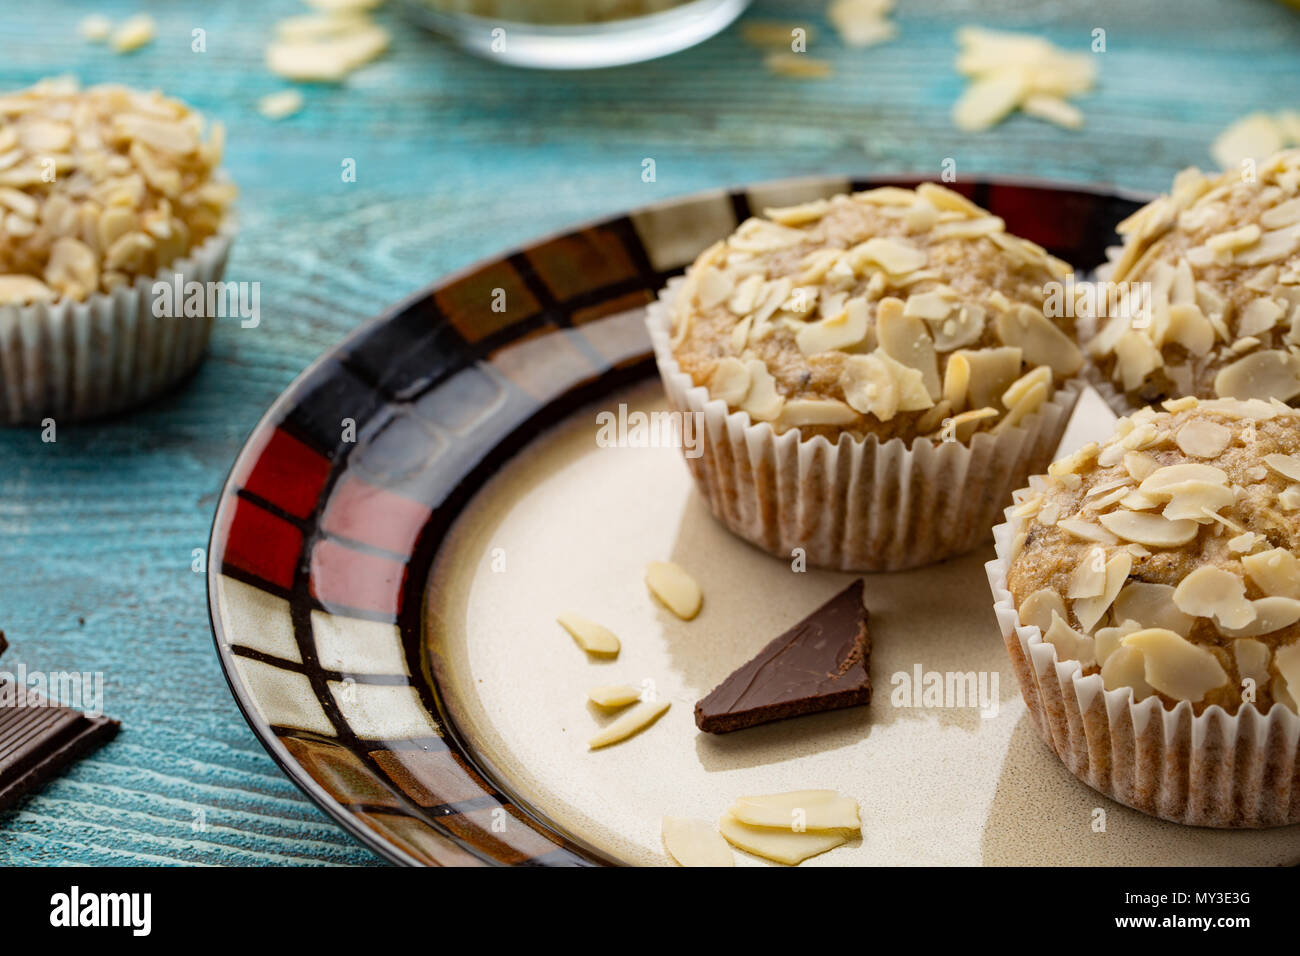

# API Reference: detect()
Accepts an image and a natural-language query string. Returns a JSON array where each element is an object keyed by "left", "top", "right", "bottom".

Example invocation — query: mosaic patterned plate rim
[{"left": 207, "top": 174, "right": 1150, "bottom": 866}]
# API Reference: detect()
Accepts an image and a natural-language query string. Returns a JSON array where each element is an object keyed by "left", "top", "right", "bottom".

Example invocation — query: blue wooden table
[{"left": 1, "top": 0, "right": 1298, "bottom": 866}]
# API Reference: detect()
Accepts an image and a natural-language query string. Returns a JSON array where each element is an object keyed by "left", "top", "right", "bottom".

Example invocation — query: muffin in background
[
  {"left": 647, "top": 183, "right": 1085, "bottom": 571},
  {"left": 1088, "top": 149, "right": 1300, "bottom": 412},
  {"left": 0, "top": 77, "right": 236, "bottom": 424},
  {"left": 989, "top": 395, "right": 1300, "bottom": 827}
]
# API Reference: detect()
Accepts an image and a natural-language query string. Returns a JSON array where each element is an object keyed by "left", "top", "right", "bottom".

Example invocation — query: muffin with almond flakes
[
  {"left": 989, "top": 395, "right": 1300, "bottom": 827},
  {"left": 0, "top": 77, "right": 236, "bottom": 424},
  {"left": 645, "top": 183, "right": 1085, "bottom": 571},
  {"left": 1088, "top": 149, "right": 1300, "bottom": 412}
]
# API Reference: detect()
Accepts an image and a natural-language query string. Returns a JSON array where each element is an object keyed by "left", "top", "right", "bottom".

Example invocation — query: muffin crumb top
[
  {"left": 0, "top": 77, "right": 233, "bottom": 306},
  {"left": 1090, "top": 149, "right": 1300, "bottom": 406},
  {"left": 1008, "top": 395, "right": 1300, "bottom": 715},
  {"left": 669, "top": 184, "right": 1077, "bottom": 443}
]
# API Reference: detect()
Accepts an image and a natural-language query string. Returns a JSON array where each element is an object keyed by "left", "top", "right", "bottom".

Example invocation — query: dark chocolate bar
[
  {"left": 695, "top": 579, "right": 871, "bottom": 734},
  {"left": 0, "top": 676, "right": 119, "bottom": 811}
]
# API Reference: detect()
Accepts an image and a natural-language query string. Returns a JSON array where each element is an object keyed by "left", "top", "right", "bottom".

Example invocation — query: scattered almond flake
[
  {"left": 258, "top": 89, "right": 305, "bottom": 121},
  {"left": 828, "top": 0, "right": 897, "bottom": 48},
  {"left": 111, "top": 14, "right": 156, "bottom": 53},
  {"left": 1211, "top": 112, "right": 1291, "bottom": 170},
  {"left": 729, "top": 789, "right": 860, "bottom": 831},
  {"left": 556, "top": 612, "right": 620, "bottom": 657},
  {"left": 764, "top": 52, "right": 832, "bottom": 79},
  {"left": 645, "top": 561, "right": 702, "bottom": 620},
  {"left": 266, "top": 24, "right": 390, "bottom": 82},
  {"left": 588, "top": 685, "right": 642, "bottom": 708},
  {"left": 718, "top": 811, "right": 848, "bottom": 865},
  {"left": 79, "top": 15, "right": 113, "bottom": 42},
  {"left": 740, "top": 21, "right": 816, "bottom": 48},
  {"left": 952, "top": 68, "right": 1027, "bottom": 133},
  {"left": 662, "top": 818, "right": 734, "bottom": 868},
  {"left": 1021, "top": 94, "right": 1084, "bottom": 130},
  {"left": 951, "top": 28, "right": 1095, "bottom": 132},
  {"left": 588, "top": 699, "right": 670, "bottom": 749}
]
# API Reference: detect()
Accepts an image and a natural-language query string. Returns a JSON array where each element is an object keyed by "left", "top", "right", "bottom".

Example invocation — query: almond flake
[
  {"left": 1174, "top": 419, "right": 1231, "bottom": 458},
  {"left": 1172, "top": 566, "right": 1255, "bottom": 629},
  {"left": 1242, "top": 547, "right": 1300, "bottom": 599},
  {"left": 1262, "top": 453, "right": 1300, "bottom": 483},
  {"left": 589, "top": 699, "right": 670, "bottom": 749},
  {"left": 645, "top": 561, "right": 702, "bottom": 620},
  {"left": 1072, "top": 552, "right": 1132, "bottom": 632},
  {"left": 1097, "top": 511, "right": 1198, "bottom": 548},
  {"left": 556, "top": 613, "right": 620, "bottom": 657},
  {"left": 778, "top": 398, "right": 858, "bottom": 428},
  {"left": 1120, "top": 628, "right": 1228, "bottom": 702},
  {"left": 709, "top": 357, "right": 751, "bottom": 405},
  {"left": 1018, "top": 588, "right": 1067, "bottom": 631},
  {"left": 1113, "top": 582, "right": 1196, "bottom": 635},
  {"left": 588, "top": 685, "right": 642, "bottom": 708},
  {"left": 662, "top": 818, "right": 734, "bottom": 868}
]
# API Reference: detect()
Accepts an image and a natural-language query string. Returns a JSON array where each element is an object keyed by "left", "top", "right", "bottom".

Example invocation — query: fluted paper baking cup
[
  {"left": 986, "top": 478, "right": 1300, "bottom": 828},
  {"left": 646, "top": 279, "right": 1083, "bottom": 572},
  {"left": 0, "top": 222, "right": 235, "bottom": 425}
]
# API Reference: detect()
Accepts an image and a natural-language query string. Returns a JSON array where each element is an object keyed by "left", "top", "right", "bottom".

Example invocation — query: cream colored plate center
[{"left": 426, "top": 380, "right": 1300, "bottom": 866}]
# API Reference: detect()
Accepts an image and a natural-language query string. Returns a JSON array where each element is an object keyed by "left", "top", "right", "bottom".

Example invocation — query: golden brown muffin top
[
  {"left": 1007, "top": 396, "right": 1300, "bottom": 715},
  {"left": 0, "top": 77, "right": 234, "bottom": 306},
  {"left": 1089, "top": 149, "right": 1300, "bottom": 406},
  {"left": 668, "top": 184, "right": 1078, "bottom": 443}
]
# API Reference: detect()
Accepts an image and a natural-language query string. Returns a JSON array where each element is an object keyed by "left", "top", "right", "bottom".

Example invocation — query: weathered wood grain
[{"left": 0, "top": 0, "right": 1297, "bottom": 865}]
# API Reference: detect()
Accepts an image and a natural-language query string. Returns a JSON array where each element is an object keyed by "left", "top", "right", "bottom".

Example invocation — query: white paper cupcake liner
[
  {"left": 0, "top": 222, "right": 235, "bottom": 425},
  {"left": 986, "top": 478, "right": 1300, "bottom": 828},
  {"left": 646, "top": 278, "right": 1083, "bottom": 572}
]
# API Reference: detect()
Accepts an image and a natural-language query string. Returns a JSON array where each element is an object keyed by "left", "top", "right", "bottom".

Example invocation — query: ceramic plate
[{"left": 208, "top": 176, "right": 1300, "bottom": 866}]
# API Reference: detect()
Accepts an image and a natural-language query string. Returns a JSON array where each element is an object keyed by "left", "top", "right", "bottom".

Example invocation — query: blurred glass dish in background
[{"left": 400, "top": 0, "right": 753, "bottom": 68}]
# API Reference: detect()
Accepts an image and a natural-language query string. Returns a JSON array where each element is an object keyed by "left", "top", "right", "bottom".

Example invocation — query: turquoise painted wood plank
[{"left": 0, "top": 0, "right": 1298, "bottom": 865}]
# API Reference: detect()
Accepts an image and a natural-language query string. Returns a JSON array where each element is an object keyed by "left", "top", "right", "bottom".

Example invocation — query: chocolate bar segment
[
  {"left": 0, "top": 679, "right": 119, "bottom": 811},
  {"left": 695, "top": 579, "right": 871, "bottom": 734}
]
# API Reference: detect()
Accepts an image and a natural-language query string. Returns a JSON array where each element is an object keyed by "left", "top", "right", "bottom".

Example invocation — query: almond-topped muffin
[
  {"left": 0, "top": 77, "right": 233, "bottom": 306},
  {"left": 646, "top": 183, "right": 1086, "bottom": 571},
  {"left": 668, "top": 184, "right": 1082, "bottom": 444},
  {"left": 1088, "top": 149, "right": 1300, "bottom": 409},
  {"left": 0, "top": 77, "right": 236, "bottom": 424},
  {"left": 1006, "top": 396, "right": 1300, "bottom": 716}
]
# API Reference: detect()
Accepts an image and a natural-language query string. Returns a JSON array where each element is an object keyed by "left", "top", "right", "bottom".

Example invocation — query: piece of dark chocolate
[
  {"left": 695, "top": 579, "right": 870, "bottom": 734},
  {"left": 0, "top": 679, "right": 119, "bottom": 812}
]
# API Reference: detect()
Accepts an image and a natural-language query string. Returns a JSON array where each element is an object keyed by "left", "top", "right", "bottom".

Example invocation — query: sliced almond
[
  {"left": 730, "top": 790, "right": 860, "bottom": 831},
  {"left": 958, "top": 346, "right": 1022, "bottom": 410},
  {"left": 1113, "top": 582, "right": 1196, "bottom": 635},
  {"left": 556, "top": 613, "right": 620, "bottom": 657},
  {"left": 795, "top": 297, "right": 869, "bottom": 354},
  {"left": 929, "top": 303, "right": 985, "bottom": 350},
  {"left": 740, "top": 358, "right": 784, "bottom": 422},
  {"left": 1067, "top": 547, "right": 1109, "bottom": 599},
  {"left": 855, "top": 237, "right": 927, "bottom": 275},
  {"left": 1097, "top": 511, "right": 1199, "bottom": 548},
  {"left": 1161, "top": 481, "right": 1235, "bottom": 522},
  {"left": 1018, "top": 588, "right": 1067, "bottom": 631},
  {"left": 1044, "top": 611, "right": 1096, "bottom": 665},
  {"left": 1100, "top": 644, "right": 1156, "bottom": 699},
  {"left": 1172, "top": 566, "right": 1255, "bottom": 629},
  {"left": 1121, "top": 628, "right": 1228, "bottom": 702},
  {"left": 588, "top": 685, "right": 642, "bottom": 708},
  {"left": 1056, "top": 518, "right": 1119, "bottom": 545},
  {"left": 718, "top": 811, "right": 848, "bottom": 865},
  {"left": 645, "top": 561, "right": 702, "bottom": 620},
  {"left": 1234, "top": 639, "right": 1272, "bottom": 692},
  {"left": 1242, "top": 547, "right": 1300, "bottom": 599},
  {"left": 709, "top": 357, "right": 752, "bottom": 406},
  {"left": 1072, "top": 552, "right": 1132, "bottom": 633},
  {"left": 1263, "top": 453, "right": 1300, "bottom": 483},
  {"left": 588, "top": 699, "right": 670, "bottom": 749},
  {"left": 1219, "top": 597, "right": 1300, "bottom": 638},
  {"left": 1139, "top": 463, "right": 1229, "bottom": 498},
  {"left": 952, "top": 67, "right": 1028, "bottom": 132},
  {"left": 662, "top": 817, "right": 734, "bottom": 868},
  {"left": 1174, "top": 419, "right": 1231, "bottom": 459},
  {"left": 778, "top": 398, "right": 858, "bottom": 428},
  {"left": 1214, "top": 349, "right": 1300, "bottom": 402}
]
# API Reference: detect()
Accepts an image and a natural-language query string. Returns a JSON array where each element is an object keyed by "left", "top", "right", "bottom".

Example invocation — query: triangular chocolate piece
[{"left": 695, "top": 580, "right": 870, "bottom": 734}]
